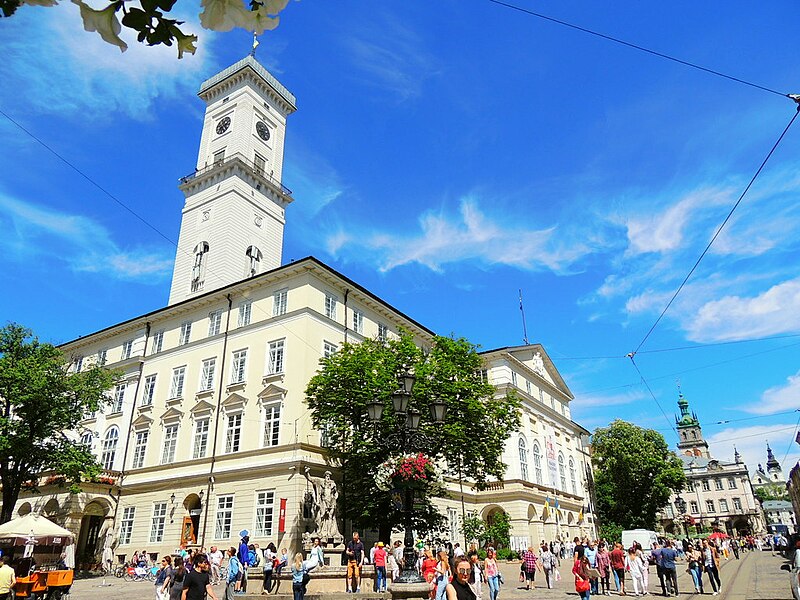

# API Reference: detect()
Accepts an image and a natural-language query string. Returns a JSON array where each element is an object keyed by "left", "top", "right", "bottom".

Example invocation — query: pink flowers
[{"left": 394, "top": 453, "right": 432, "bottom": 482}]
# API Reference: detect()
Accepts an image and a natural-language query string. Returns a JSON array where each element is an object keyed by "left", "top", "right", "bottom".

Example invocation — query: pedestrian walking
[
  {"left": 291, "top": 552, "right": 318, "bottom": 600},
  {"left": 446, "top": 556, "right": 477, "bottom": 600},
  {"left": 610, "top": 542, "right": 626, "bottom": 596},
  {"left": 585, "top": 540, "right": 598, "bottom": 595},
  {"left": 374, "top": 542, "right": 388, "bottom": 593},
  {"left": 660, "top": 541, "right": 678, "bottom": 596},
  {"left": 435, "top": 551, "right": 451, "bottom": 600},
  {"left": 573, "top": 555, "right": 591, "bottom": 600},
  {"left": 651, "top": 543, "right": 665, "bottom": 596},
  {"left": 467, "top": 548, "right": 484, "bottom": 600},
  {"left": 155, "top": 555, "right": 173, "bottom": 600},
  {"left": 596, "top": 543, "right": 611, "bottom": 596},
  {"left": 170, "top": 561, "right": 187, "bottom": 600},
  {"left": 237, "top": 534, "right": 251, "bottom": 594},
  {"left": 521, "top": 546, "right": 539, "bottom": 590},
  {"left": 485, "top": 547, "right": 501, "bottom": 600},
  {"left": 701, "top": 540, "right": 721, "bottom": 596},
  {"left": 625, "top": 548, "right": 646, "bottom": 596},
  {"left": 685, "top": 545, "right": 704, "bottom": 594},
  {"left": 540, "top": 544, "right": 558, "bottom": 590},
  {"left": 181, "top": 554, "right": 218, "bottom": 600},
  {"left": 225, "top": 547, "right": 242, "bottom": 600},
  {"left": 345, "top": 531, "right": 366, "bottom": 593}
]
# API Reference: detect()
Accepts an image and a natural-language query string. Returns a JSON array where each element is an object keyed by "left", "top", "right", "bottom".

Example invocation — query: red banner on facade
[{"left": 279, "top": 498, "right": 287, "bottom": 533}]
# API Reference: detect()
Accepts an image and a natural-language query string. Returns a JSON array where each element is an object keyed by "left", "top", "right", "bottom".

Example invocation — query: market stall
[{"left": 0, "top": 513, "right": 75, "bottom": 599}]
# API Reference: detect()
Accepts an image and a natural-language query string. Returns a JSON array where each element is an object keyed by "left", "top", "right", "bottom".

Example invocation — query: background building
[
  {"left": 659, "top": 393, "right": 764, "bottom": 536},
  {"left": 4, "top": 54, "right": 595, "bottom": 565}
]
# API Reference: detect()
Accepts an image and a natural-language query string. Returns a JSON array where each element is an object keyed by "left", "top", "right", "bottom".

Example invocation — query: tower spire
[{"left": 766, "top": 442, "right": 780, "bottom": 471}]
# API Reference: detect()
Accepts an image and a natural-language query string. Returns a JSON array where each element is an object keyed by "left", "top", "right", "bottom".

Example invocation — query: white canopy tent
[{"left": 0, "top": 513, "right": 76, "bottom": 567}]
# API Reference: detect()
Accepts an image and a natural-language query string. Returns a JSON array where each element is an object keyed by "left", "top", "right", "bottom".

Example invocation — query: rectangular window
[
  {"left": 702, "top": 480, "right": 711, "bottom": 491},
  {"left": 142, "top": 375, "right": 157, "bottom": 406},
  {"left": 447, "top": 507, "right": 459, "bottom": 543},
  {"left": 119, "top": 507, "right": 135, "bottom": 545},
  {"left": 225, "top": 413, "right": 242, "bottom": 453},
  {"left": 714, "top": 479, "right": 724, "bottom": 491},
  {"left": 161, "top": 424, "right": 179, "bottom": 464},
  {"left": 729, "top": 478, "right": 738, "bottom": 489},
  {"left": 686, "top": 481, "right": 694, "bottom": 492},
  {"left": 664, "top": 505, "right": 674, "bottom": 518},
  {"left": 324, "top": 293, "right": 337, "bottom": 319},
  {"left": 477, "top": 369, "right": 488, "bottom": 384},
  {"left": 719, "top": 499, "right": 729, "bottom": 512},
  {"left": 200, "top": 358, "right": 216, "bottom": 391},
  {"left": 169, "top": 367, "right": 186, "bottom": 399},
  {"left": 121, "top": 340, "right": 133, "bottom": 360},
  {"left": 97, "top": 349, "right": 107, "bottom": 366},
  {"left": 525, "top": 380, "right": 531, "bottom": 395},
  {"left": 511, "top": 371, "right": 518, "bottom": 387},
  {"left": 267, "top": 340, "right": 284, "bottom": 374},
  {"left": 263, "top": 402, "right": 281, "bottom": 447},
  {"left": 254, "top": 490, "right": 275, "bottom": 537},
  {"left": 193, "top": 418, "right": 210, "bottom": 459},
  {"left": 132, "top": 431, "right": 148, "bottom": 469},
  {"left": 151, "top": 331, "right": 164, "bottom": 354},
  {"left": 706, "top": 500, "right": 715, "bottom": 513},
  {"left": 254, "top": 152, "right": 266, "bottom": 175},
  {"left": 231, "top": 350, "right": 248, "bottom": 383},
  {"left": 73, "top": 356, "right": 83, "bottom": 372},
  {"left": 733, "top": 497, "right": 742, "bottom": 510},
  {"left": 323, "top": 341, "right": 337, "bottom": 358},
  {"left": 112, "top": 384, "right": 125, "bottom": 413},
  {"left": 208, "top": 310, "right": 222, "bottom": 337},
  {"left": 179, "top": 322, "right": 192, "bottom": 346},
  {"left": 213, "top": 149, "right": 225, "bottom": 165},
  {"left": 377, "top": 323, "right": 388, "bottom": 342},
  {"left": 215, "top": 495, "right": 234, "bottom": 539},
  {"left": 273, "top": 289, "right": 287, "bottom": 316},
  {"left": 238, "top": 301, "right": 252, "bottom": 327},
  {"left": 150, "top": 502, "right": 167, "bottom": 543},
  {"left": 690, "top": 501, "right": 699, "bottom": 513},
  {"left": 352, "top": 309, "right": 364, "bottom": 334}
]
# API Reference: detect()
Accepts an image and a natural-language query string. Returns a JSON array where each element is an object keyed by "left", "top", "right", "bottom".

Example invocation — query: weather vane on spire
[{"left": 250, "top": 32, "right": 260, "bottom": 57}]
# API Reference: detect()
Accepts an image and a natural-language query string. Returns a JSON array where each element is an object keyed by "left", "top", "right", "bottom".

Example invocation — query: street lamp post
[
  {"left": 366, "top": 370, "right": 448, "bottom": 584},
  {"left": 674, "top": 495, "right": 688, "bottom": 537}
]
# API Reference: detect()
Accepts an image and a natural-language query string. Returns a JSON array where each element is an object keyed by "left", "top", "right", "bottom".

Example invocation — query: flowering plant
[{"left": 375, "top": 453, "right": 442, "bottom": 491}]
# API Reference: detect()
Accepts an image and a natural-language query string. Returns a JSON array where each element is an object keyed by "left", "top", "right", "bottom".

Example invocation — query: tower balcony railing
[{"left": 179, "top": 152, "right": 292, "bottom": 197}]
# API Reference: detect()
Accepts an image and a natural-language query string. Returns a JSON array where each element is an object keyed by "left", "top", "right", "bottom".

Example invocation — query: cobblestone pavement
[{"left": 65, "top": 551, "right": 791, "bottom": 600}]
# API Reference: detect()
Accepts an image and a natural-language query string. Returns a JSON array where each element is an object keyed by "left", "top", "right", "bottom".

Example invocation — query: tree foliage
[
  {"left": 305, "top": 332, "right": 521, "bottom": 539},
  {"left": 0, "top": 0, "right": 291, "bottom": 58},
  {"left": 0, "top": 323, "right": 117, "bottom": 523},
  {"left": 754, "top": 484, "right": 787, "bottom": 504},
  {"left": 591, "top": 420, "right": 685, "bottom": 532}
]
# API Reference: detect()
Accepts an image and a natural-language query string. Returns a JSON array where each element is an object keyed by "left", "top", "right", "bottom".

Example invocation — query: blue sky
[{"left": 2, "top": 1, "right": 800, "bottom": 475}]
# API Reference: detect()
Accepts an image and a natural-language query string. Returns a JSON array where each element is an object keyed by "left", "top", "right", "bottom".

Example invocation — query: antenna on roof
[{"left": 519, "top": 289, "right": 529, "bottom": 345}]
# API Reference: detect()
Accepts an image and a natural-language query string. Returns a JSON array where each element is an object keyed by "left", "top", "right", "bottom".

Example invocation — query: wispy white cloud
[
  {"left": 327, "top": 197, "right": 609, "bottom": 274},
  {"left": 342, "top": 13, "right": 437, "bottom": 101},
  {"left": 743, "top": 370, "right": 800, "bottom": 416},
  {"left": 0, "top": 192, "right": 172, "bottom": 282},
  {"left": 683, "top": 277, "right": 800, "bottom": 342},
  {"left": 284, "top": 143, "right": 345, "bottom": 218},
  {"left": 573, "top": 389, "right": 648, "bottom": 409},
  {"left": 0, "top": 2, "right": 215, "bottom": 118},
  {"left": 706, "top": 423, "right": 800, "bottom": 474}
]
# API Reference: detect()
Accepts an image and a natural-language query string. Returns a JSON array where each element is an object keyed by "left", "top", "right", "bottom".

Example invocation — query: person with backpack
[
  {"left": 237, "top": 535, "right": 251, "bottom": 594},
  {"left": 291, "top": 552, "right": 318, "bottom": 600},
  {"left": 225, "top": 547, "right": 241, "bottom": 600}
]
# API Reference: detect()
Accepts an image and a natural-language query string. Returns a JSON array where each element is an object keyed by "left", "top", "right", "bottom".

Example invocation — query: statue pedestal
[{"left": 389, "top": 582, "right": 430, "bottom": 600}]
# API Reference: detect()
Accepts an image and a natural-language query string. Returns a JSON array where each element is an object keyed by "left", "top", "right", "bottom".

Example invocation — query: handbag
[
  {"left": 498, "top": 573, "right": 505, "bottom": 585},
  {"left": 576, "top": 578, "right": 591, "bottom": 592}
]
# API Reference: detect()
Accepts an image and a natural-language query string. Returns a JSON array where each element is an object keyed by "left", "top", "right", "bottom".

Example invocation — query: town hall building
[{"left": 5, "top": 54, "right": 596, "bottom": 565}]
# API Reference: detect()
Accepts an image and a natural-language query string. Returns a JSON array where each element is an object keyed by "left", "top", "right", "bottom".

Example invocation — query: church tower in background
[
  {"left": 675, "top": 391, "right": 711, "bottom": 459},
  {"left": 168, "top": 55, "right": 297, "bottom": 305}
]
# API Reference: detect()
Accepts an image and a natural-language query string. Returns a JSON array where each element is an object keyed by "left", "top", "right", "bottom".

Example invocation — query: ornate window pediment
[
  {"left": 131, "top": 414, "right": 153, "bottom": 431},
  {"left": 257, "top": 384, "right": 286, "bottom": 405},
  {"left": 222, "top": 392, "right": 248, "bottom": 412},
  {"left": 160, "top": 407, "right": 184, "bottom": 423},
  {"left": 190, "top": 399, "right": 216, "bottom": 417}
]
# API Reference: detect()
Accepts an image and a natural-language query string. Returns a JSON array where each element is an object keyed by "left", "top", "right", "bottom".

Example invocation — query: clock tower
[
  {"left": 675, "top": 392, "right": 711, "bottom": 458},
  {"left": 168, "top": 55, "right": 297, "bottom": 305}
]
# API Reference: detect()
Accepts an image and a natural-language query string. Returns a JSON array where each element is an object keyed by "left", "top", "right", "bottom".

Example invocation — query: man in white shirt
[
  {"left": 453, "top": 543, "right": 465, "bottom": 558},
  {"left": 208, "top": 546, "right": 223, "bottom": 585}
]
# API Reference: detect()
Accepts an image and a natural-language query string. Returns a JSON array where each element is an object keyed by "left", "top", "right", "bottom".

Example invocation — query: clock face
[
  {"left": 216, "top": 116, "right": 231, "bottom": 135},
  {"left": 256, "top": 121, "right": 271, "bottom": 142}
]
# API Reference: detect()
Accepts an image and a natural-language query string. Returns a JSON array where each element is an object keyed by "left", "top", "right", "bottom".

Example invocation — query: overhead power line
[
  {"left": 632, "top": 107, "right": 800, "bottom": 355},
  {"left": 486, "top": 0, "right": 787, "bottom": 98}
]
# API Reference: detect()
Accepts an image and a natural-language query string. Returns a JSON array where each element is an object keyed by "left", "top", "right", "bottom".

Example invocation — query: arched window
[
  {"left": 101, "top": 427, "right": 119, "bottom": 470},
  {"left": 191, "top": 241, "right": 209, "bottom": 292},
  {"left": 558, "top": 452, "right": 566, "bottom": 490},
  {"left": 532, "top": 442, "right": 543, "bottom": 484},
  {"left": 518, "top": 436, "right": 529, "bottom": 481},
  {"left": 246, "top": 245, "right": 262, "bottom": 277},
  {"left": 569, "top": 457, "right": 577, "bottom": 494}
]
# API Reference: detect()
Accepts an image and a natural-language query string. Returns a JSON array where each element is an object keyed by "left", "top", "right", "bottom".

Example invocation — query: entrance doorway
[{"left": 77, "top": 501, "right": 108, "bottom": 564}]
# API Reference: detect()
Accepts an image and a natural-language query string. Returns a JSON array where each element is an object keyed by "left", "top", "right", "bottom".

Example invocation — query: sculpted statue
[{"left": 304, "top": 468, "right": 341, "bottom": 539}]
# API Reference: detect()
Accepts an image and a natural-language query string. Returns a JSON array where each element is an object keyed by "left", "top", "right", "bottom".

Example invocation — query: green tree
[
  {"left": 0, "top": 323, "right": 117, "bottom": 523},
  {"left": 754, "top": 484, "right": 786, "bottom": 504},
  {"left": 591, "top": 420, "right": 685, "bottom": 532},
  {"left": 305, "top": 332, "right": 520, "bottom": 540},
  {"left": 0, "top": 0, "right": 292, "bottom": 58},
  {"left": 483, "top": 510, "right": 511, "bottom": 549}
]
